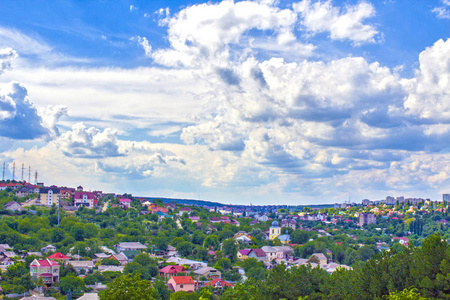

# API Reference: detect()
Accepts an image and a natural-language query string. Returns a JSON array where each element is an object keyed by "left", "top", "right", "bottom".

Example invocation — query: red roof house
[
  {"left": 48, "top": 252, "right": 70, "bottom": 261},
  {"left": 206, "top": 278, "right": 234, "bottom": 289},
  {"left": 167, "top": 276, "right": 195, "bottom": 293},
  {"left": 159, "top": 265, "right": 185, "bottom": 278}
]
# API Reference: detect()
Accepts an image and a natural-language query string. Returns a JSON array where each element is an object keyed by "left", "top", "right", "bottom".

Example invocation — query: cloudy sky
[{"left": 0, "top": 0, "right": 450, "bottom": 205}]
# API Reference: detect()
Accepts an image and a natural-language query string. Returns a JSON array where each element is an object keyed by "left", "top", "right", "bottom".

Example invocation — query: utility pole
[
  {"left": 12, "top": 162, "right": 15, "bottom": 181},
  {"left": 21, "top": 163, "right": 24, "bottom": 181}
]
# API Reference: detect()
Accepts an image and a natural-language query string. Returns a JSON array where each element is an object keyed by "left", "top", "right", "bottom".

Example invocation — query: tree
[
  {"left": 177, "top": 241, "right": 194, "bottom": 257},
  {"left": 60, "top": 275, "right": 85, "bottom": 297},
  {"left": 214, "top": 257, "right": 231, "bottom": 270},
  {"left": 154, "top": 277, "right": 171, "bottom": 300},
  {"left": 204, "top": 235, "right": 219, "bottom": 250},
  {"left": 222, "top": 238, "right": 238, "bottom": 261},
  {"left": 99, "top": 274, "right": 158, "bottom": 300}
]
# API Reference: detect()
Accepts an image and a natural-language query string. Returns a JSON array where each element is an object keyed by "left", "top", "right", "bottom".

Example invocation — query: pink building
[
  {"left": 167, "top": 276, "right": 195, "bottom": 293},
  {"left": 29, "top": 259, "right": 60, "bottom": 287},
  {"left": 159, "top": 265, "right": 184, "bottom": 279},
  {"left": 119, "top": 198, "right": 131, "bottom": 208}
]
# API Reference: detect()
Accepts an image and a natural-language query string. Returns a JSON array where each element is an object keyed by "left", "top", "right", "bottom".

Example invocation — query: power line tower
[
  {"left": 2, "top": 162, "right": 4, "bottom": 181},
  {"left": 21, "top": 163, "right": 24, "bottom": 182},
  {"left": 12, "top": 162, "right": 15, "bottom": 181},
  {"left": 28, "top": 166, "right": 31, "bottom": 183},
  {"left": 35, "top": 171, "right": 38, "bottom": 184}
]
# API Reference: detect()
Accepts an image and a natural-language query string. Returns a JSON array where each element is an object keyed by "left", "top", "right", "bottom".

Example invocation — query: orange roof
[{"left": 171, "top": 276, "right": 194, "bottom": 284}]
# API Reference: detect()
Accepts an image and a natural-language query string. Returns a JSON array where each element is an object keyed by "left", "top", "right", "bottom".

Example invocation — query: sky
[{"left": 0, "top": 0, "right": 450, "bottom": 205}]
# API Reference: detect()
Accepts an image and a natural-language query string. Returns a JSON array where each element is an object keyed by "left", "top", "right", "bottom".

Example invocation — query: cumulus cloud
[
  {"left": 151, "top": 0, "right": 308, "bottom": 67},
  {"left": 0, "top": 82, "right": 49, "bottom": 139},
  {"left": 403, "top": 38, "right": 450, "bottom": 121},
  {"left": 0, "top": 48, "right": 17, "bottom": 75},
  {"left": 55, "top": 123, "right": 123, "bottom": 158},
  {"left": 294, "top": 0, "right": 379, "bottom": 45}
]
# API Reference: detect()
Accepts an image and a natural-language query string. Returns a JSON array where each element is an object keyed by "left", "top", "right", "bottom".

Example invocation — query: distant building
[
  {"left": 386, "top": 196, "right": 395, "bottom": 205},
  {"left": 443, "top": 194, "right": 450, "bottom": 202},
  {"left": 359, "top": 213, "right": 376, "bottom": 227},
  {"left": 74, "top": 191, "right": 96, "bottom": 209},
  {"left": 362, "top": 199, "right": 371, "bottom": 206},
  {"left": 39, "top": 187, "right": 61, "bottom": 206},
  {"left": 269, "top": 221, "right": 281, "bottom": 240}
]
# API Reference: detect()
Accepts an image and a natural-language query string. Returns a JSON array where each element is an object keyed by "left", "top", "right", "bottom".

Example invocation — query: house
[
  {"left": 392, "top": 237, "right": 409, "bottom": 245},
  {"left": 159, "top": 265, "right": 185, "bottom": 279},
  {"left": 229, "top": 219, "right": 240, "bottom": 226},
  {"left": 256, "top": 215, "right": 269, "bottom": 222},
  {"left": 68, "top": 260, "right": 95, "bottom": 274},
  {"left": 237, "top": 249, "right": 251, "bottom": 260},
  {"left": 47, "top": 252, "right": 70, "bottom": 262},
  {"left": 114, "top": 242, "right": 147, "bottom": 252},
  {"left": 119, "top": 198, "right": 131, "bottom": 208},
  {"left": 39, "top": 187, "right": 61, "bottom": 206},
  {"left": 210, "top": 217, "right": 222, "bottom": 223},
  {"left": 97, "top": 265, "right": 124, "bottom": 273},
  {"left": 206, "top": 278, "right": 234, "bottom": 289},
  {"left": 60, "top": 188, "right": 75, "bottom": 200},
  {"left": 308, "top": 253, "right": 328, "bottom": 265},
  {"left": 247, "top": 249, "right": 266, "bottom": 262},
  {"left": 281, "top": 219, "right": 296, "bottom": 230},
  {"left": 177, "top": 207, "right": 193, "bottom": 216},
  {"left": 107, "top": 253, "right": 128, "bottom": 265},
  {"left": 167, "top": 276, "right": 195, "bottom": 293},
  {"left": 165, "top": 257, "right": 207, "bottom": 269},
  {"left": 41, "top": 245, "right": 57, "bottom": 254},
  {"left": 193, "top": 267, "right": 221, "bottom": 280},
  {"left": 74, "top": 192, "right": 96, "bottom": 209},
  {"left": 4, "top": 201, "right": 23, "bottom": 212},
  {"left": 29, "top": 259, "right": 60, "bottom": 286},
  {"left": 189, "top": 216, "right": 200, "bottom": 222},
  {"left": 151, "top": 206, "right": 169, "bottom": 214}
]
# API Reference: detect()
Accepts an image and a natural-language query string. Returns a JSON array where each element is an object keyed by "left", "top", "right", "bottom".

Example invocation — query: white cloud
[
  {"left": 432, "top": 0, "right": 450, "bottom": 19},
  {"left": 294, "top": 0, "right": 379, "bottom": 45},
  {"left": 0, "top": 82, "right": 49, "bottom": 139},
  {"left": 135, "top": 36, "right": 152, "bottom": 56},
  {"left": 55, "top": 122, "right": 123, "bottom": 158},
  {"left": 151, "top": 0, "right": 305, "bottom": 67},
  {"left": 0, "top": 48, "right": 18, "bottom": 75},
  {"left": 403, "top": 38, "right": 450, "bottom": 120}
]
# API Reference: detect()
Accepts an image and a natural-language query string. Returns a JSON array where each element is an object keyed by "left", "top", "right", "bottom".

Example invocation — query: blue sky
[{"left": 0, "top": 0, "right": 450, "bottom": 204}]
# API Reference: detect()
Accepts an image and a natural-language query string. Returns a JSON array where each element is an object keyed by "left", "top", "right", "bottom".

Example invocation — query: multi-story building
[
  {"left": 29, "top": 258, "right": 60, "bottom": 287},
  {"left": 443, "top": 194, "right": 450, "bottom": 202},
  {"left": 39, "top": 187, "right": 61, "bottom": 206},
  {"left": 359, "top": 213, "right": 376, "bottom": 227},
  {"left": 74, "top": 191, "right": 96, "bottom": 209}
]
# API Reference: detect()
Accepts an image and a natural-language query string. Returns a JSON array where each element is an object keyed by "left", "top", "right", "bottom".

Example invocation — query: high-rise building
[{"left": 359, "top": 213, "right": 376, "bottom": 226}]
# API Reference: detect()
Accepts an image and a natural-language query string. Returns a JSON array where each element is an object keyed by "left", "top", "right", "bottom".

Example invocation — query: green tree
[
  {"left": 99, "top": 274, "right": 158, "bottom": 300},
  {"left": 60, "top": 275, "right": 85, "bottom": 296}
]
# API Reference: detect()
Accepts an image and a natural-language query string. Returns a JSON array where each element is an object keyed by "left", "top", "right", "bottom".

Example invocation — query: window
[{"left": 180, "top": 285, "right": 184, "bottom": 288}]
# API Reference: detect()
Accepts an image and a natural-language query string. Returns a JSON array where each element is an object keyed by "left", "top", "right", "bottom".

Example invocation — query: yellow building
[{"left": 269, "top": 221, "right": 281, "bottom": 240}]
